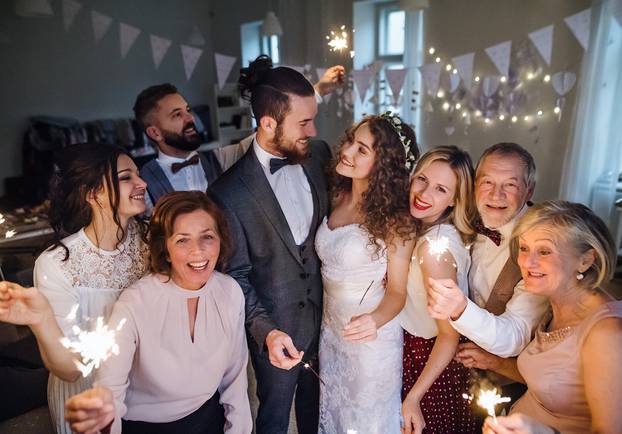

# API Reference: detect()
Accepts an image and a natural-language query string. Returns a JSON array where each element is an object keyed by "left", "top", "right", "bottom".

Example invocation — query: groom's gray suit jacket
[{"left": 208, "top": 140, "right": 331, "bottom": 355}]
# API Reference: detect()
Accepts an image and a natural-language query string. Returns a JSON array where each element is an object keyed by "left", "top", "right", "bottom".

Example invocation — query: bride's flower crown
[{"left": 379, "top": 111, "right": 416, "bottom": 171}]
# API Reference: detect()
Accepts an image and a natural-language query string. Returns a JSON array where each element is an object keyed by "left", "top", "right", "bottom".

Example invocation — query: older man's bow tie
[
  {"left": 475, "top": 221, "right": 502, "bottom": 246},
  {"left": 171, "top": 154, "right": 200, "bottom": 174},
  {"left": 269, "top": 158, "right": 290, "bottom": 174}
]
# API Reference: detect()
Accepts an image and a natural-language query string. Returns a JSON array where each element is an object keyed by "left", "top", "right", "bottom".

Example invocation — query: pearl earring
[{"left": 576, "top": 272, "right": 584, "bottom": 281}]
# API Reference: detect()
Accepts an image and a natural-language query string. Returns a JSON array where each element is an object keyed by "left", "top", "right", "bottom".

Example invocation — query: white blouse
[
  {"left": 96, "top": 272, "right": 252, "bottom": 434},
  {"left": 399, "top": 224, "right": 471, "bottom": 339}
]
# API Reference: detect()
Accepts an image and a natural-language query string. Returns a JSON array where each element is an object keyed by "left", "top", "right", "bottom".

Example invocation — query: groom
[{"left": 208, "top": 64, "right": 332, "bottom": 434}]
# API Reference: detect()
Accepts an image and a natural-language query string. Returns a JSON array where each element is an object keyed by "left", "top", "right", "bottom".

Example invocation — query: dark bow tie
[
  {"left": 269, "top": 157, "right": 290, "bottom": 174},
  {"left": 475, "top": 220, "right": 502, "bottom": 246},
  {"left": 171, "top": 154, "right": 200, "bottom": 174}
]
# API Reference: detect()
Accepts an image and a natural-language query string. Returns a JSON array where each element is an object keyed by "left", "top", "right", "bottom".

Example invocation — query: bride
[{"left": 316, "top": 113, "right": 418, "bottom": 433}]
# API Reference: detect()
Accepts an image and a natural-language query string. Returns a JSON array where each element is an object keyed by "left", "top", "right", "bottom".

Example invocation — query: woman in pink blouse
[{"left": 65, "top": 191, "right": 252, "bottom": 434}]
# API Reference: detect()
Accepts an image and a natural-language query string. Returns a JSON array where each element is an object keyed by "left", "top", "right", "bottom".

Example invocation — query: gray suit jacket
[{"left": 208, "top": 140, "right": 331, "bottom": 355}]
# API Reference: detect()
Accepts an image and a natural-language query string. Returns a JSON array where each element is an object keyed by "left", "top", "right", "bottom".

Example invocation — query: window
[
  {"left": 376, "top": 4, "right": 405, "bottom": 112},
  {"left": 240, "top": 21, "right": 280, "bottom": 67}
]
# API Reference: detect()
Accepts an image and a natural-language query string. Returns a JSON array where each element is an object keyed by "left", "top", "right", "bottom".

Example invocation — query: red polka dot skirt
[{"left": 402, "top": 330, "right": 478, "bottom": 434}]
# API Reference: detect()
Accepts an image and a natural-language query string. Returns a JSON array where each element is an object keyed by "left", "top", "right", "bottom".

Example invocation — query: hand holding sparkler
[
  {"left": 314, "top": 65, "right": 346, "bottom": 96},
  {"left": 478, "top": 388, "right": 511, "bottom": 423},
  {"left": 482, "top": 412, "right": 555, "bottom": 434},
  {"left": 65, "top": 386, "right": 115, "bottom": 434},
  {"left": 426, "top": 277, "right": 468, "bottom": 321},
  {"left": 0, "top": 281, "right": 54, "bottom": 326},
  {"left": 265, "top": 329, "right": 304, "bottom": 370}
]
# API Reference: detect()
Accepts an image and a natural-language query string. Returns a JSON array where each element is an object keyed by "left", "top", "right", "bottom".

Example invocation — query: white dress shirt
[
  {"left": 96, "top": 272, "right": 252, "bottom": 434},
  {"left": 253, "top": 139, "right": 313, "bottom": 245},
  {"left": 450, "top": 206, "right": 549, "bottom": 357}
]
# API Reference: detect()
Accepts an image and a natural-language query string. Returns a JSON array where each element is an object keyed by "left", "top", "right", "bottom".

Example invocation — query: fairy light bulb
[
  {"left": 455, "top": 103, "right": 462, "bottom": 110},
  {"left": 499, "top": 114, "right": 505, "bottom": 121},
  {"left": 537, "top": 109, "right": 543, "bottom": 116},
  {"left": 436, "top": 89, "right": 445, "bottom": 98},
  {"left": 435, "top": 57, "right": 441, "bottom": 63},
  {"left": 445, "top": 64, "right": 452, "bottom": 71},
  {"left": 553, "top": 106, "right": 561, "bottom": 114},
  {"left": 543, "top": 74, "right": 551, "bottom": 83},
  {"left": 442, "top": 101, "right": 451, "bottom": 111},
  {"left": 511, "top": 115, "right": 518, "bottom": 123},
  {"left": 428, "top": 47, "right": 435, "bottom": 55},
  {"left": 500, "top": 76, "right": 507, "bottom": 83},
  {"left": 474, "top": 76, "right": 480, "bottom": 82}
]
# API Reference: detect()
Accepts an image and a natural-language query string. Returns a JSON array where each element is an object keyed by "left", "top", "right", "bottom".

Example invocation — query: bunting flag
[
  {"left": 482, "top": 75, "right": 500, "bottom": 97},
  {"left": 181, "top": 44, "right": 203, "bottom": 80},
  {"left": 385, "top": 68, "right": 408, "bottom": 104},
  {"left": 214, "top": 53, "right": 237, "bottom": 89},
  {"left": 62, "top": 0, "right": 82, "bottom": 31},
  {"left": 351, "top": 69, "right": 376, "bottom": 103},
  {"left": 119, "top": 22, "right": 140, "bottom": 59},
  {"left": 186, "top": 25, "right": 206, "bottom": 46},
  {"left": 528, "top": 25, "right": 554, "bottom": 66},
  {"left": 150, "top": 34, "right": 172, "bottom": 69},
  {"left": 564, "top": 8, "right": 591, "bottom": 50},
  {"left": 418, "top": 62, "right": 442, "bottom": 96},
  {"left": 451, "top": 52, "right": 475, "bottom": 89},
  {"left": 91, "top": 10, "right": 112, "bottom": 43},
  {"left": 485, "top": 40, "right": 512, "bottom": 77}
]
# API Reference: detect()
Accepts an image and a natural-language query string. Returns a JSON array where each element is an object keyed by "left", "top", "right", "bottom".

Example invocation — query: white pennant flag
[
  {"left": 485, "top": 40, "right": 512, "bottom": 77},
  {"left": 186, "top": 25, "right": 206, "bottom": 46},
  {"left": 150, "top": 35, "right": 172, "bottom": 69},
  {"left": 119, "top": 23, "right": 140, "bottom": 59},
  {"left": 351, "top": 69, "right": 376, "bottom": 103},
  {"left": 181, "top": 44, "right": 203, "bottom": 80},
  {"left": 451, "top": 52, "right": 475, "bottom": 88},
  {"left": 214, "top": 53, "right": 237, "bottom": 89},
  {"left": 418, "top": 63, "right": 442, "bottom": 96},
  {"left": 91, "top": 10, "right": 112, "bottom": 43},
  {"left": 62, "top": 0, "right": 81, "bottom": 31},
  {"left": 564, "top": 8, "right": 591, "bottom": 50},
  {"left": 385, "top": 68, "right": 408, "bottom": 104},
  {"left": 528, "top": 25, "right": 554, "bottom": 66}
]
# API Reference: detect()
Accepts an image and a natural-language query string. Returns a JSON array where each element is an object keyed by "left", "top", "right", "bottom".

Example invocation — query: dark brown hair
[
  {"left": 133, "top": 83, "right": 178, "bottom": 130},
  {"left": 331, "top": 116, "right": 420, "bottom": 251},
  {"left": 149, "top": 191, "right": 232, "bottom": 276}
]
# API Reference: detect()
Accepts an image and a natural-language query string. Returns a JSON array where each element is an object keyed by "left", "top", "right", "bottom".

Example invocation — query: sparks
[
  {"left": 326, "top": 26, "right": 349, "bottom": 52},
  {"left": 5, "top": 230, "right": 16, "bottom": 238},
  {"left": 426, "top": 236, "right": 450, "bottom": 260},
  {"left": 477, "top": 388, "right": 511, "bottom": 421},
  {"left": 60, "top": 316, "right": 127, "bottom": 377}
]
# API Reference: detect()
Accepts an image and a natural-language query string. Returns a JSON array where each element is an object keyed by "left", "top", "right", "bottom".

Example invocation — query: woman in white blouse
[
  {"left": 399, "top": 146, "right": 479, "bottom": 434},
  {"left": 64, "top": 191, "right": 252, "bottom": 434},
  {"left": 0, "top": 144, "right": 150, "bottom": 434}
]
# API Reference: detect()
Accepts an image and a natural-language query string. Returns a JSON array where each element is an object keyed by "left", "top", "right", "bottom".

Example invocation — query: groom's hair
[{"left": 239, "top": 55, "right": 314, "bottom": 124}]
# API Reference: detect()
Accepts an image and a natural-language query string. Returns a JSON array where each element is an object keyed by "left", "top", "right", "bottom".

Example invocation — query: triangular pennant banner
[
  {"left": 150, "top": 34, "right": 172, "bottom": 69},
  {"left": 564, "top": 8, "right": 591, "bottom": 50},
  {"left": 351, "top": 69, "right": 375, "bottom": 103},
  {"left": 62, "top": 0, "right": 81, "bottom": 31},
  {"left": 119, "top": 22, "right": 140, "bottom": 59},
  {"left": 214, "top": 53, "right": 237, "bottom": 89},
  {"left": 385, "top": 68, "right": 408, "bottom": 104},
  {"left": 451, "top": 52, "right": 475, "bottom": 88},
  {"left": 181, "top": 44, "right": 203, "bottom": 80},
  {"left": 485, "top": 40, "right": 512, "bottom": 77},
  {"left": 187, "top": 25, "right": 206, "bottom": 46},
  {"left": 528, "top": 25, "right": 554, "bottom": 66},
  {"left": 91, "top": 10, "right": 112, "bottom": 43},
  {"left": 418, "top": 63, "right": 442, "bottom": 96}
]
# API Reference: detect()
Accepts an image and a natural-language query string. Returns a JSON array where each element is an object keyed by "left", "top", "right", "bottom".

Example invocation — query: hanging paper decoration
[
  {"left": 564, "top": 8, "right": 591, "bottom": 50},
  {"left": 119, "top": 22, "right": 140, "bottom": 59},
  {"left": 482, "top": 75, "right": 500, "bottom": 97},
  {"left": 150, "top": 34, "right": 172, "bottom": 69},
  {"left": 91, "top": 10, "right": 112, "bottom": 43},
  {"left": 181, "top": 44, "right": 203, "bottom": 80},
  {"left": 214, "top": 52, "right": 237, "bottom": 89},
  {"left": 385, "top": 68, "right": 408, "bottom": 104},
  {"left": 551, "top": 71, "right": 577, "bottom": 95},
  {"left": 418, "top": 63, "right": 443, "bottom": 96},
  {"left": 448, "top": 73, "right": 461, "bottom": 93},
  {"left": 445, "top": 126, "right": 455, "bottom": 136},
  {"left": 528, "top": 25, "right": 554, "bottom": 66},
  {"left": 62, "top": 0, "right": 81, "bottom": 31},
  {"left": 351, "top": 69, "right": 376, "bottom": 103},
  {"left": 485, "top": 40, "right": 512, "bottom": 77},
  {"left": 186, "top": 25, "right": 206, "bottom": 46},
  {"left": 451, "top": 52, "right": 475, "bottom": 89}
]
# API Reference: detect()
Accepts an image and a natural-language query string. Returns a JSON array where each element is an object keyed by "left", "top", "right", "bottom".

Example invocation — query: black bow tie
[
  {"left": 475, "top": 220, "right": 502, "bottom": 246},
  {"left": 269, "top": 158, "right": 290, "bottom": 174},
  {"left": 171, "top": 154, "right": 200, "bottom": 174}
]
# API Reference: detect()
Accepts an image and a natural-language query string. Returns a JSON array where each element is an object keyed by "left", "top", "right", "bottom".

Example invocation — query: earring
[{"left": 576, "top": 272, "right": 584, "bottom": 281}]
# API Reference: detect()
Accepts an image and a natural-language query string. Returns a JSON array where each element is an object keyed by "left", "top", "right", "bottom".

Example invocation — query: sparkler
[
  {"left": 300, "top": 360, "right": 325, "bottom": 386},
  {"left": 60, "top": 316, "right": 127, "bottom": 377},
  {"left": 476, "top": 388, "right": 511, "bottom": 422},
  {"left": 358, "top": 280, "right": 375, "bottom": 305},
  {"left": 326, "top": 25, "right": 349, "bottom": 52},
  {"left": 425, "top": 236, "right": 450, "bottom": 260},
  {"left": 5, "top": 230, "right": 16, "bottom": 239}
]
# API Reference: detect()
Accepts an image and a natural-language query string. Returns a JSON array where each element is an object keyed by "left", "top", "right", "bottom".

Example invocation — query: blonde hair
[
  {"left": 510, "top": 200, "right": 616, "bottom": 290},
  {"left": 411, "top": 145, "right": 476, "bottom": 243}
]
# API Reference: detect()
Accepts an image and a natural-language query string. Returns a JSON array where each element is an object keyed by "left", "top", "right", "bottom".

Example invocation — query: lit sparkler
[
  {"left": 476, "top": 388, "right": 511, "bottom": 422},
  {"left": 326, "top": 25, "right": 349, "bottom": 52},
  {"left": 60, "top": 316, "right": 127, "bottom": 377},
  {"left": 5, "top": 230, "right": 16, "bottom": 239},
  {"left": 425, "top": 236, "right": 450, "bottom": 260},
  {"left": 301, "top": 360, "right": 325, "bottom": 386}
]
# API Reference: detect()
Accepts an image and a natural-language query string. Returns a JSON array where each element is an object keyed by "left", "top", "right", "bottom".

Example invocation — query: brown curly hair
[{"left": 330, "top": 115, "right": 420, "bottom": 252}]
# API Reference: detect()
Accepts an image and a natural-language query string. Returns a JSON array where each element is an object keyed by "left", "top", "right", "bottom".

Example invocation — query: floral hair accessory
[{"left": 379, "top": 111, "right": 416, "bottom": 170}]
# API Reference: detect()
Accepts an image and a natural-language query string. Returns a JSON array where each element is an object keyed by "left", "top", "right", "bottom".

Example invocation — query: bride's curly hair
[{"left": 330, "top": 115, "right": 420, "bottom": 252}]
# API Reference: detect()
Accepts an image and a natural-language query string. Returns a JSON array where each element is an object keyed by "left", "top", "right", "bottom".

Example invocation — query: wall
[
  {"left": 419, "top": 0, "right": 591, "bottom": 201},
  {"left": 0, "top": 0, "right": 215, "bottom": 197}
]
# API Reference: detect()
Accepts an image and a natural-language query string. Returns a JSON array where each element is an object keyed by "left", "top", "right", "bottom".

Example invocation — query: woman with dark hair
[
  {"left": 0, "top": 143, "right": 150, "bottom": 434},
  {"left": 316, "top": 113, "right": 418, "bottom": 433},
  {"left": 64, "top": 191, "right": 252, "bottom": 434}
]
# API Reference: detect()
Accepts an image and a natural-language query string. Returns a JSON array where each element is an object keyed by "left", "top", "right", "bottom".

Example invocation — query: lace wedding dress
[{"left": 316, "top": 217, "right": 402, "bottom": 434}]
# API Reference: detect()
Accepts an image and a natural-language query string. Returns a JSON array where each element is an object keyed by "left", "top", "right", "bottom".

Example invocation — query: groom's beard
[
  {"left": 161, "top": 122, "right": 201, "bottom": 151},
  {"left": 274, "top": 123, "right": 310, "bottom": 165}
]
